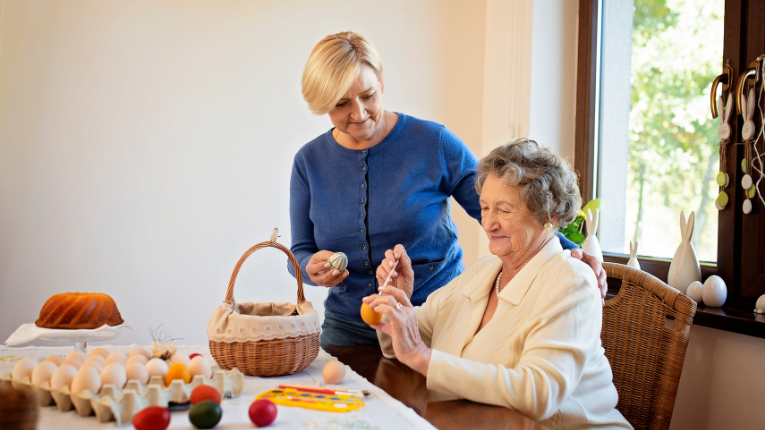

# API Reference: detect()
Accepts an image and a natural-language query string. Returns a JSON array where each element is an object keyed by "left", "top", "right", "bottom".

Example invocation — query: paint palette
[{"left": 256, "top": 388, "right": 365, "bottom": 412}]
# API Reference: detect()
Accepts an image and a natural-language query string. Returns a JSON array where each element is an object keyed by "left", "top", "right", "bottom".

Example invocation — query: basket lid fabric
[{"left": 207, "top": 300, "right": 321, "bottom": 343}]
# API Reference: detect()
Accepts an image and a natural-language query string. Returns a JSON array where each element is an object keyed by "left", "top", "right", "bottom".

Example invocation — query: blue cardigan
[{"left": 288, "top": 114, "right": 576, "bottom": 323}]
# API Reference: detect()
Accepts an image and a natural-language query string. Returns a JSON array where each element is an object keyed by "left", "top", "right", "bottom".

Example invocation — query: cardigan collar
[{"left": 463, "top": 236, "right": 563, "bottom": 306}]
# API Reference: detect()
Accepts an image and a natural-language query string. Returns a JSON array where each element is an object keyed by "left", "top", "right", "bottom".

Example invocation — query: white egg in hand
[
  {"left": 145, "top": 358, "right": 169, "bottom": 379},
  {"left": 51, "top": 365, "right": 79, "bottom": 391},
  {"left": 101, "top": 363, "right": 127, "bottom": 389},
  {"left": 71, "top": 367, "right": 101, "bottom": 395},
  {"left": 12, "top": 357, "right": 39, "bottom": 381},
  {"left": 126, "top": 362, "right": 150, "bottom": 384},
  {"left": 32, "top": 361, "right": 59, "bottom": 386}
]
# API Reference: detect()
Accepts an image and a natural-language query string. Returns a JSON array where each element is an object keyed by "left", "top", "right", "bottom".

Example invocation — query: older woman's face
[
  {"left": 480, "top": 175, "right": 547, "bottom": 259},
  {"left": 329, "top": 64, "right": 385, "bottom": 143}
]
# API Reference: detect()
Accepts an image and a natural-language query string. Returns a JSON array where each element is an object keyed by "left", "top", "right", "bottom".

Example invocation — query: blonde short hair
[{"left": 302, "top": 32, "right": 383, "bottom": 115}]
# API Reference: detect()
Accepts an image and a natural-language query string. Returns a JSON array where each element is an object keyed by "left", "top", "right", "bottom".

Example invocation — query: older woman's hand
[
  {"left": 375, "top": 245, "right": 414, "bottom": 299},
  {"left": 306, "top": 250, "right": 349, "bottom": 287},
  {"left": 570, "top": 249, "right": 607, "bottom": 304},
  {"left": 362, "top": 285, "right": 431, "bottom": 376}
]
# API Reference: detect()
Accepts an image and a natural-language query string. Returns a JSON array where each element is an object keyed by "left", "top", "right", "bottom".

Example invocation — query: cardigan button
[
  {"left": 360, "top": 229, "right": 365, "bottom": 234},
  {"left": 362, "top": 166, "right": 367, "bottom": 171},
  {"left": 360, "top": 213, "right": 364, "bottom": 218},
  {"left": 361, "top": 184, "right": 365, "bottom": 189},
  {"left": 430, "top": 266, "right": 434, "bottom": 271},
  {"left": 364, "top": 260, "right": 369, "bottom": 266},
  {"left": 368, "top": 282, "right": 373, "bottom": 287},
  {"left": 363, "top": 244, "right": 368, "bottom": 250},
  {"left": 361, "top": 150, "right": 366, "bottom": 154},
  {"left": 361, "top": 198, "right": 366, "bottom": 204},
  {"left": 369, "top": 270, "right": 373, "bottom": 275}
]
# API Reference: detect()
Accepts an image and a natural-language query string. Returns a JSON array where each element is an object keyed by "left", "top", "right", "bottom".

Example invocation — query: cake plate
[{"left": 4, "top": 323, "right": 132, "bottom": 351}]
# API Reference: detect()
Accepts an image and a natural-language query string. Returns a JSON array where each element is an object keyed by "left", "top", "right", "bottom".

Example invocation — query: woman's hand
[
  {"left": 375, "top": 245, "right": 414, "bottom": 299},
  {"left": 306, "top": 250, "right": 349, "bottom": 287},
  {"left": 570, "top": 249, "right": 607, "bottom": 305},
  {"left": 362, "top": 285, "right": 431, "bottom": 376}
]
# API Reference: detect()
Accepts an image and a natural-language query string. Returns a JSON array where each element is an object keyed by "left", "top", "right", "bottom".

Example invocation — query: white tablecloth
[{"left": 1, "top": 344, "right": 436, "bottom": 430}]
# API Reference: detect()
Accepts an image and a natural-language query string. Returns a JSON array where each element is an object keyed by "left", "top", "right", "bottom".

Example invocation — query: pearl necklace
[{"left": 495, "top": 270, "right": 503, "bottom": 296}]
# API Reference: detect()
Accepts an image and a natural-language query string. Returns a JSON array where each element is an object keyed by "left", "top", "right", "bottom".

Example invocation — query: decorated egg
[
  {"left": 45, "top": 355, "right": 65, "bottom": 366},
  {"left": 71, "top": 366, "right": 101, "bottom": 395},
  {"left": 89, "top": 348, "right": 110, "bottom": 358},
  {"left": 188, "top": 356, "right": 212, "bottom": 379},
  {"left": 190, "top": 384, "right": 221, "bottom": 405},
  {"left": 322, "top": 361, "right": 346, "bottom": 384},
  {"left": 101, "top": 363, "right": 127, "bottom": 389},
  {"left": 249, "top": 399, "right": 278, "bottom": 427},
  {"left": 32, "top": 361, "right": 59, "bottom": 385},
  {"left": 126, "top": 362, "right": 150, "bottom": 384},
  {"left": 126, "top": 354, "right": 149, "bottom": 366},
  {"left": 702, "top": 275, "right": 727, "bottom": 307},
  {"left": 360, "top": 302, "right": 382, "bottom": 325},
  {"left": 165, "top": 363, "right": 191, "bottom": 386},
  {"left": 686, "top": 281, "right": 704, "bottom": 304},
  {"left": 189, "top": 400, "right": 222, "bottom": 429},
  {"left": 12, "top": 357, "right": 38, "bottom": 381},
  {"left": 133, "top": 406, "right": 171, "bottom": 430},
  {"left": 51, "top": 364, "right": 78, "bottom": 390},
  {"left": 145, "top": 358, "right": 169, "bottom": 379},
  {"left": 328, "top": 252, "right": 348, "bottom": 272}
]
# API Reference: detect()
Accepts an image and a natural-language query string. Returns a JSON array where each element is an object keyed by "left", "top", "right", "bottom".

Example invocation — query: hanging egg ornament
[
  {"left": 747, "top": 186, "right": 757, "bottom": 199},
  {"left": 716, "top": 172, "right": 729, "bottom": 188},
  {"left": 742, "top": 174, "right": 753, "bottom": 190},
  {"left": 328, "top": 252, "right": 348, "bottom": 272},
  {"left": 715, "top": 191, "right": 729, "bottom": 210},
  {"left": 742, "top": 159, "right": 748, "bottom": 173},
  {"left": 743, "top": 199, "right": 753, "bottom": 214}
]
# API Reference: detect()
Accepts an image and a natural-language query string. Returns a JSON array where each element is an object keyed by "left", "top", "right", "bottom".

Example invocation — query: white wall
[{"left": 0, "top": 0, "right": 487, "bottom": 346}]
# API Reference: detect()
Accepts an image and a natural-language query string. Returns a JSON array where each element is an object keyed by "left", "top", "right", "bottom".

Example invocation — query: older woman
[
  {"left": 289, "top": 31, "right": 604, "bottom": 347},
  {"left": 363, "top": 139, "right": 631, "bottom": 429}
]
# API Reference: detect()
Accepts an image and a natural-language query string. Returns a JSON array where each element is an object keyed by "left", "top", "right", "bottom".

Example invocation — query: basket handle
[{"left": 225, "top": 239, "right": 305, "bottom": 304}]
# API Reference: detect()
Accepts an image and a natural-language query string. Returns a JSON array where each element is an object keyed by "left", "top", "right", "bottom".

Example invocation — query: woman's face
[
  {"left": 329, "top": 64, "right": 386, "bottom": 143},
  {"left": 480, "top": 175, "right": 549, "bottom": 260}
]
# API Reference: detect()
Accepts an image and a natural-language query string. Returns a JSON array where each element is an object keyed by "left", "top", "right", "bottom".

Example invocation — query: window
[{"left": 576, "top": 0, "right": 765, "bottom": 303}]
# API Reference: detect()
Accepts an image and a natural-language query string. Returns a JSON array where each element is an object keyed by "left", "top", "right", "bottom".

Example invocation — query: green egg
[
  {"left": 716, "top": 191, "right": 729, "bottom": 207},
  {"left": 716, "top": 172, "right": 727, "bottom": 186},
  {"left": 742, "top": 159, "right": 747, "bottom": 173},
  {"left": 189, "top": 400, "right": 222, "bottom": 429},
  {"left": 747, "top": 186, "right": 756, "bottom": 199}
]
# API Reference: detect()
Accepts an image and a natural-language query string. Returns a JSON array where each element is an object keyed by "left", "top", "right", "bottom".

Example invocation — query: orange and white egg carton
[{"left": 1, "top": 366, "right": 244, "bottom": 426}]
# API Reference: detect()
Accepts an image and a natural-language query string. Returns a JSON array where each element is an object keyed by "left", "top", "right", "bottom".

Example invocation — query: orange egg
[
  {"left": 360, "top": 302, "right": 382, "bottom": 325},
  {"left": 165, "top": 363, "right": 191, "bottom": 386}
]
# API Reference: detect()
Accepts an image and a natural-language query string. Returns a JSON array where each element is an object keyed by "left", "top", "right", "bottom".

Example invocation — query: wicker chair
[{"left": 601, "top": 262, "right": 697, "bottom": 430}]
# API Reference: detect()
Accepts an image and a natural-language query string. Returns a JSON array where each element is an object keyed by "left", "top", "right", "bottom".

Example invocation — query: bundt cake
[{"left": 35, "top": 293, "right": 124, "bottom": 329}]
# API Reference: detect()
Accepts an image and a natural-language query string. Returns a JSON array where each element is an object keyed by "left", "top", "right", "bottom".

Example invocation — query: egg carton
[{"left": 1, "top": 366, "right": 244, "bottom": 426}]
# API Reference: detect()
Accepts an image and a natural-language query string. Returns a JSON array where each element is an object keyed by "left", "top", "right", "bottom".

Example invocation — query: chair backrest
[{"left": 601, "top": 262, "right": 697, "bottom": 430}]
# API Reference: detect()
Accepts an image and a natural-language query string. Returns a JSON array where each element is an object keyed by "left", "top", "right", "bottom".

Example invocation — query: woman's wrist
[{"left": 404, "top": 345, "right": 432, "bottom": 376}]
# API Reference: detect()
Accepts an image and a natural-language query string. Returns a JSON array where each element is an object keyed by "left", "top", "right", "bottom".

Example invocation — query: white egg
[
  {"left": 12, "top": 357, "right": 38, "bottom": 381},
  {"left": 89, "top": 348, "right": 110, "bottom": 358},
  {"left": 188, "top": 356, "right": 212, "bottom": 379},
  {"left": 125, "top": 362, "right": 150, "bottom": 384},
  {"left": 105, "top": 352, "right": 128, "bottom": 366},
  {"left": 62, "top": 356, "right": 83, "bottom": 369},
  {"left": 686, "top": 281, "right": 704, "bottom": 304},
  {"left": 51, "top": 364, "right": 79, "bottom": 391},
  {"left": 703, "top": 275, "right": 728, "bottom": 307},
  {"left": 126, "top": 355, "right": 148, "bottom": 366},
  {"left": 32, "top": 361, "right": 59, "bottom": 386},
  {"left": 128, "top": 347, "right": 151, "bottom": 359},
  {"left": 100, "top": 363, "right": 127, "bottom": 389},
  {"left": 71, "top": 366, "right": 101, "bottom": 395},
  {"left": 145, "top": 358, "right": 169, "bottom": 379},
  {"left": 67, "top": 350, "right": 88, "bottom": 362},
  {"left": 45, "top": 355, "right": 65, "bottom": 366},
  {"left": 168, "top": 352, "right": 190, "bottom": 367}
]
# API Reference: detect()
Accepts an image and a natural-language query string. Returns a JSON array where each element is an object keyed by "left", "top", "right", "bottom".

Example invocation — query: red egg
[
  {"left": 132, "top": 406, "right": 170, "bottom": 430},
  {"left": 190, "top": 384, "right": 222, "bottom": 406},
  {"left": 189, "top": 353, "right": 202, "bottom": 360},
  {"left": 249, "top": 399, "right": 277, "bottom": 427}
]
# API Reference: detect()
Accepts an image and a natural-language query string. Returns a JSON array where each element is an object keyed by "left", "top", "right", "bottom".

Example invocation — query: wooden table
[{"left": 323, "top": 345, "right": 547, "bottom": 430}]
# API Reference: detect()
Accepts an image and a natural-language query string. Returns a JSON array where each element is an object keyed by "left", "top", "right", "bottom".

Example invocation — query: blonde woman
[{"left": 289, "top": 32, "right": 602, "bottom": 346}]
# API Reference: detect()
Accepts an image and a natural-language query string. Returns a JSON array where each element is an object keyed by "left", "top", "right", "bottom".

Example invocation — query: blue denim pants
[{"left": 320, "top": 310, "right": 380, "bottom": 347}]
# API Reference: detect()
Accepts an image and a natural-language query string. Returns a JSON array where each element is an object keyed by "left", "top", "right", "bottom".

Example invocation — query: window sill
[{"left": 603, "top": 253, "right": 765, "bottom": 339}]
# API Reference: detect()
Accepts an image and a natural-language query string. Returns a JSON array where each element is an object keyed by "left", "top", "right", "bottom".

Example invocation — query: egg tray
[{"left": 1, "top": 366, "right": 244, "bottom": 427}]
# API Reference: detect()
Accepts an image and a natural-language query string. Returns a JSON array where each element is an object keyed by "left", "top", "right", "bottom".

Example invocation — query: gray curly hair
[{"left": 475, "top": 138, "right": 581, "bottom": 228}]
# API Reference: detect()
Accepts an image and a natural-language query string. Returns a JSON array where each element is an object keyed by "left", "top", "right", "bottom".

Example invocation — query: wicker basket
[{"left": 207, "top": 238, "right": 320, "bottom": 376}]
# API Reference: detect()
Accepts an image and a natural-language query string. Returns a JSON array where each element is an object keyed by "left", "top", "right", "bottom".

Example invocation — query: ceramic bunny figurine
[
  {"left": 717, "top": 93, "right": 732, "bottom": 141},
  {"left": 741, "top": 86, "right": 756, "bottom": 141},
  {"left": 667, "top": 211, "right": 701, "bottom": 294},
  {"left": 582, "top": 209, "right": 603, "bottom": 262},
  {"left": 627, "top": 241, "right": 640, "bottom": 270}
]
